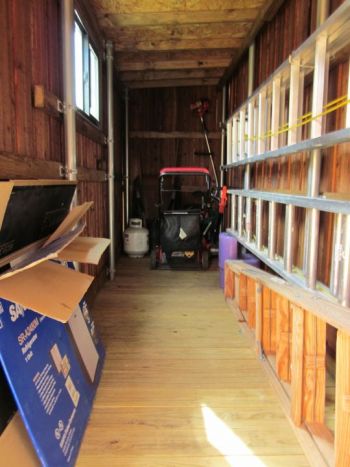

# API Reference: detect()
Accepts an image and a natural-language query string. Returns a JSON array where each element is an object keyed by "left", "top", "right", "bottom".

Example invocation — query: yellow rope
[{"left": 243, "top": 94, "right": 349, "bottom": 142}]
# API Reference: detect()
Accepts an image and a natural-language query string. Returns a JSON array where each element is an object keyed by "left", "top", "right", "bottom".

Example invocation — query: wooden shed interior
[{"left": 1, "top": 0, "right": 350, "bottom": 466}]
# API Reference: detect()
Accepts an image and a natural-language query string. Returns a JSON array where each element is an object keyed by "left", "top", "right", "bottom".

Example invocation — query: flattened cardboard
[
  {"left": 0, "top": 414, "right": 39, "bottom": 467},
  {"left": 0, "top": 261, "right": 93, "bottom": 322},
  {"left": 58, "top": 237, "right": 110, "bottom": 264},
  {"left": 44, "top": 202, "right": 93, "bottom": 246},
  {"left": 0, "top": 223, "right": 86, "bottom": 281},
  {"left": 0, "top": 182, "right": 14, "bottom": 230}
]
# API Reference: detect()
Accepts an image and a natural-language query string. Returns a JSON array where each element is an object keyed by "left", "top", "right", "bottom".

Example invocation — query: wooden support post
[
  {"left": 346, "top": 58, "right": 350, "bottom": 128},
  {"left": 330, "top": 213, "right": 343, "bottom": 296},
  {"left": 246, "top": 277, "right": 256, "bottom": 329},
  {"left": 271, "top": 77, "right": 281, "bottom": 151},
  {"left": 262, "top": 287, "right": 276, "bottom": 355},
  {"left": 231, "top": 194, "right": 237, "bottom": 232},
  {"left": 276, "top": 295, "right": 291, "bottom": 382},
  {"left": 246, "top": 197, "right": 252, "bottom": 243},
  {"left": 226, "top": 120, "right": 232, "bottom": 165},
  {"left": 232, "top": 117, "right": 238, "bottom": 162},
  {"left": 268, "top": 201, "right": 277, "bottom": 260},
  {"left": 306, "top": 34, "right": 329, "bottom": 289},
  {"left": 234, "top": 274, "right": 240, "bottom": 306},
  {"left": 256, "top": 199, "right": 263, "bottom": 250},
  {"left": 291, "top": 304, "right": 305, "bottom": 426},
  {"left": 238, "top": 196, "right": 243, "bottom": 237},
  {"left": 284, "top": 204, "right": 295, "bottom": 273},
  {"left": 239, "top": 274, "right": 248, "bottom": 312},
  {"left": 255, "top": 281, "right": 263, "bottom": 357},
  {"left": 258, "top": 89, "right": 266, "bottom": 154},
  {"left": 265, "top": 93, "right": 272, "bottom": 152},
  {"left": 335, "top": 330, "right": 350, "bottom": 467},
  {"left": 247, "top": 100, "right": 255, "bottom": 157},
  {"left": 224, "top": 263, "right": 234, "bottom": 299},
  {"left": 280, "top": 85, "right": 287, "bottom": 147},
  {"left": 288, "top": 57, "right": 301, "bottom": 145},
  {"left": 253, "top": 104, "right": 259, "bottom": 155},
  {"left": 302, "top": 312, "right": 326, "bottom": 424},
  {"left": 239, "top": 108, "right": 246, "bottom": 160}
]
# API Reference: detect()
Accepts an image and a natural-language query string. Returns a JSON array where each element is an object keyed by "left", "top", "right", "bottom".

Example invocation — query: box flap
[
  {"left": 0, "top": 413, "right": 39, "bottom": 466},
  {"left": 0, "top": 222, "right": 86, "bottom": 281},
  {"left": 44, "top": 201, "right": 93, "bottom": 247},
  {"left": 58, "top": 236, "right": 111, "bottom": 264},
  {"left": 0, "top": 261, "right": 93, "bottom": 322},
  {"left": 0, "top": 181, "right": 14, "bottom": 230}
]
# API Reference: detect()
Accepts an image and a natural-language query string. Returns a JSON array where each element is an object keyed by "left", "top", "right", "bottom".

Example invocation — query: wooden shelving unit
[{"left": 225, "top": 259, "right": 350, "bottom": 467}]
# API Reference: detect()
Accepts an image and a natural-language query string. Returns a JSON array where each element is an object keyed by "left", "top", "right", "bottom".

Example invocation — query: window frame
[{"left": 74, "top": 12, "right": 101, "bottom": 126}]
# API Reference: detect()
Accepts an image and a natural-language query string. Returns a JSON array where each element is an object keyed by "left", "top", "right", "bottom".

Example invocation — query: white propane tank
[{"left": 123, "top": 218, "right": 149, "bottom": 258}]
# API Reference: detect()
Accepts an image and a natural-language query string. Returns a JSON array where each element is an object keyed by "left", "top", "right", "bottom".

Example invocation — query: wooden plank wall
[
  {"left": 128, "top": 86, "right": 222, "bottom": 223},
  {"left": 0, "top": 0, "right": 123, "bottom": 288}
]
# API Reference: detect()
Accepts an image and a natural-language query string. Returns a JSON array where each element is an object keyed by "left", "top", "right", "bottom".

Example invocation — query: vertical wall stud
[
  {"left": 291, "top": 304, "right": 305, "bottom": 426},
  {"left": 271, "top": 77, "right": 281, "bottom": 151},
  {"left": 284, "top": 204, "right": 295, "bottom": 273},
  {"left": 256, "top": 199, "right": 263, "bottom": 250},
  {"left": 255, "top": 281, "right": 263, "bottom": 358},
  {"left": 258, "top": 89, "right": 266, "bottom": 154},
  {"left": 226, "top": 120, "right": 232, "bottom": 165},
  {"left": 276, "top": 296, "right": 291, "bottom": 382},
  {"left": 232, "top": 117, "right": 238, "bottom": 162},
  {"left": 288, "top": 57, "right": 301, "bottom": 145},
  {"left": 306, "top": 34, "right": 329, "bottom": 289},
  {"left": 335, "top": 330, "right": 350, "bottom": 467},
  {"left": 339, "top": 214, "right": 350, "bottom": 307},
  {"left": 268, "top": 201, "right": 277, "bottom": 260}
]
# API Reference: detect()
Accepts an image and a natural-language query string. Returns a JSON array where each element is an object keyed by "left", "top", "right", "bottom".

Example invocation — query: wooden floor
[{"left": 77, "top": 258, "right": 309, "bottom": 467}]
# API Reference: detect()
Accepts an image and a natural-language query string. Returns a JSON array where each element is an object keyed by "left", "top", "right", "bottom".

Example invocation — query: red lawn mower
[
  {"left": 149, "top": 99, "right": 227, "bottom": 269},
  {"left": 150, "top": 166, "right": 213, "bottom": 269}
]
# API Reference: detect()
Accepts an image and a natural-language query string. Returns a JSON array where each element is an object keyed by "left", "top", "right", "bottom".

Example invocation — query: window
[{"left": 74, "top": 13, "right": 100, "bottom": 122}]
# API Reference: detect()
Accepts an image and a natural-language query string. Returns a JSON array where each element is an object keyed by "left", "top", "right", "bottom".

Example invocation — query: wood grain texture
[
  {"left": 120, "top": 68, "right": 226, "bottom": 82},
  {"left": 116, "top": 49, "right": 234, "bottom": 71},
  {"left": 224, "top": 262, "right": 234, "bottom": 299},
  {"left": 238, "top": 273, "right": 247, "bottom": 311},
  {"left": 88, "top": 0, "right": 270, "bottom": 86},
  {"left": 91, "top": 0, "right": 265, "bottom": 15},
  {"left": 303, "top": 312, "right": 326, "bottom": 424},
  {"left": 77, "top": 257, "right": 309, "bottom": 466},
  {"left": 276, "top": 295, "right": 291, "bottom": 382},
  {"left": 334, "top": 330, "right": 350, "bottom": 467},
  {"left": 102, "top": 9, "right": 258, "bottom": 28},
  {"left": 246, "top": 276, "right": 256, "bottom": 329},
  {"left": 291, "top": 304, "right": 305, "bottom": 426}
]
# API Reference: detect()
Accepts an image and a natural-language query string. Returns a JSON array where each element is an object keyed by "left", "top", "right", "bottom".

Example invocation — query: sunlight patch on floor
[{"left": 201, "top": 404, "right": 266, "bottom": 467}]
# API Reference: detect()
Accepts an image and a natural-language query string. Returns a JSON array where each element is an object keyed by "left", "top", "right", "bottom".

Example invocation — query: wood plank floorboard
[{"left": 77, "top": 258, "right": 309, "bottom": 466}]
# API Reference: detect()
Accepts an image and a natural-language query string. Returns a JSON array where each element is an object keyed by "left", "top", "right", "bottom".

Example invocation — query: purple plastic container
[{"left": 219, "top": 232, "right": 238, "bottom": 269}]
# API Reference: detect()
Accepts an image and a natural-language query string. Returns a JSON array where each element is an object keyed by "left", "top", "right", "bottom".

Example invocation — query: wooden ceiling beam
[
  {"left": 90, "top": 0, "right": 265, "bottom": 15},
  {"left": 115, "top": 37, "right": 244, "bottom": 52},
  {"left": 127, "top": 78, "right": 219, "bottom": 89},
  {"left": 120, "top": 68, "right": 226, "bottom": 82},
  {"left": 117, "top": 58, "right": 232, "bottom": 72},
  {"left": 108, "top": 22, "right": 251, "bottom": 44},
  {"left": 116, "top": 49, "right": 235, "bottom": 63},
  {"left": 99, "top": 10, "right": 258, "bottom": 28}
]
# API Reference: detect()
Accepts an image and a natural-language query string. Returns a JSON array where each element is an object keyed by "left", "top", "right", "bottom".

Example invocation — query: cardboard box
[{"left": 0, "top": 180, "right": 110, "bottom": 466}]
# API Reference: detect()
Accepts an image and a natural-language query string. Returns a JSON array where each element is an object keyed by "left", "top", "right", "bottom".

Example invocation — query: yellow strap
[{"left": 243, "top": 94, "right": 349, "bottom": 142}]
